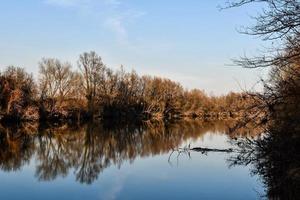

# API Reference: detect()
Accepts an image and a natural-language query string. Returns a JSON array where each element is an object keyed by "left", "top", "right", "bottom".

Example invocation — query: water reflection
[
  {"left": 228, "top": 119, "right": 300, "bottom": 199},
  {"left": 0, "top": 121, "right": 241, "bottom": 185},
  {"left": 0, "top": 118, "right": 297, "bottom": 199}
]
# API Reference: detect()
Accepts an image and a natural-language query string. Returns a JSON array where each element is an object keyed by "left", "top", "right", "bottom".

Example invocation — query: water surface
[{"left": 0, "top": 121, "right": 264, "bottom": 200}]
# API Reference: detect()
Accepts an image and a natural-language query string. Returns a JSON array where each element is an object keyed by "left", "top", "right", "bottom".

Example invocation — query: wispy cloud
[
  {"left": 45, "top": 0, "right": 88, "bottom": 7},
  {"left": 45, "top": 0, "right": 119, "bottom": 7},
  {"left": 44, "top": 0, "right": 145, "bottom": 44},
  {"left": 105, "top": 10, "right": 146, "bottom": 45},
  {"left": 105, "top": 16, "right": 128, "bottom": 43},
  {"left": 104, "top": 0, "right": 121, "bottom": 6},
  {"left": 100, "top": 171, "right": 129, "bottom": 200}
]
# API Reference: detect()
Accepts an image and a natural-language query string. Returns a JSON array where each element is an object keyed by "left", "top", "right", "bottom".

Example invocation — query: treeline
[{"left": 0, "top": 51, "right": 251, "bottom": 122}]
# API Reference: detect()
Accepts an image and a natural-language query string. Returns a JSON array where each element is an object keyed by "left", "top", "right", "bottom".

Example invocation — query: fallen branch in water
[
  {"left": 190, "top": 147, "right": 233, "bottom": 153},
  {"left": 168, "top": 144, "right": 234, "bottom": 166}
]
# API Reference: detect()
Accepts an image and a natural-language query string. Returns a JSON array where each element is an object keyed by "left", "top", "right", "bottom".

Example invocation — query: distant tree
[
  {"left": 39, "top": 58, "right": 78, "bottom": 102},
  {"left": 0, "top": 66, "right": 37, "bottom": 119},
  {"left": 2, "top": 66, "right": 36, "bottom": 100},
  {"left": 2, "top": 51, "right": 250, "bottom": 121},
  {"left": 78, "top": 51, "right": 106, "bottom": 116}
]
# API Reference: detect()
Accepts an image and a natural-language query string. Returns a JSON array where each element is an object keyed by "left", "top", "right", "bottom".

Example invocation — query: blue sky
[{"left": 0, "top": 0, "right": 267, "bottom": 94}]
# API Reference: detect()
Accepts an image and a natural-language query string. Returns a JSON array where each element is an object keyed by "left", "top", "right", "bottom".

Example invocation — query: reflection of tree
[
  {"left": 0, "top": 120, "right": 235, "bottom": 184},
  {"left": 36, "top": 133, "right": 70, "bottom": 180},
  {"left": 74, "top": 124, "right": 105, "bottom": 184},
  {"left": 228, "top": 120, "right": 300, "bottom": 199},
  {"left": 0, "top": 124, "right": 36, "bottom": 171}
]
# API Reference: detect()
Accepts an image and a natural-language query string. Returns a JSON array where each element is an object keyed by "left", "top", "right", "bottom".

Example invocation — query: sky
[{"left": 0, "top": 0, "right": 268, "bottom": 95}]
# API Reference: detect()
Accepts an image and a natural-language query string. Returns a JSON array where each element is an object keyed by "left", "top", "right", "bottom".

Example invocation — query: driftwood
[
  {"left": 190, "top": 147, "right": 233, "bottom": 153},
  {"left": 168, "top": 145, "right": 234, "bottom": 165},
  {"left": 175, "top": 144, "right": 234, "bottom": 153}
]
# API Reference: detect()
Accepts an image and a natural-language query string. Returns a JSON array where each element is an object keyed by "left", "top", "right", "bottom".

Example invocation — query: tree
[
  {"left": 224, "top": 0, "right": 300, "bottom": 69},
  {"left": 224, "top": 2, "right": 300, "bottom": 198},
  {"left": 0, "top": 66, "right": 37, "bottom": 120},
  {"left": 78, "top": 51, "right": 106, "bottom": 116},
  {"left": 38, "top": 58, "right": 85, "bottom": 120},
  {"left": 224, "top": 0, "right": 300, "bottom": 123},
  {"left": 39, "top": 58, "right": 78, "bottom": 102},
  {"left": 2, "top": 66, "right": 36, "bottom": 101}
]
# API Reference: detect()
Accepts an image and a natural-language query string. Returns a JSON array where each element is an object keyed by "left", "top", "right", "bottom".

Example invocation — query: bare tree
[
  {"left": 223, "top": 0, "right": 300, "bottom": 68},
  {"left": 223, "top": 1, "right": 300, "bottom": 126},
  {"left": 78, "top": 51, "right": 106, "bottom": 116},
  {"left": 0, "top": 66, "right": 37, "bottom": 120},
  {"left": 39, "top": 58, "right": 78, "bottom": 103}
]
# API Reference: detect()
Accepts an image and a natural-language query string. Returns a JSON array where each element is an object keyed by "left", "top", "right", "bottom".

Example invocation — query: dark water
[{"left": 0, "top": 121, "right": 264, "bottom": 200}]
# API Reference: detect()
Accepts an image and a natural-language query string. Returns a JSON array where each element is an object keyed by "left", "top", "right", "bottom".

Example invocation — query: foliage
[{"left": 0, "top": 66, "right": 38, "bottom": 121}]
